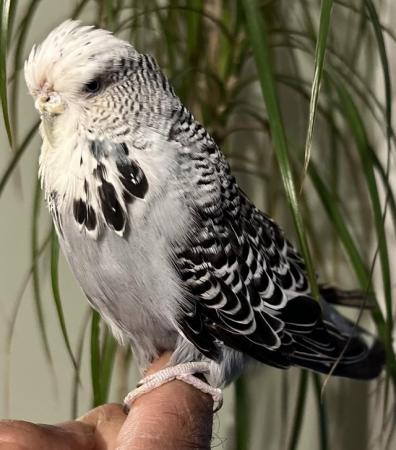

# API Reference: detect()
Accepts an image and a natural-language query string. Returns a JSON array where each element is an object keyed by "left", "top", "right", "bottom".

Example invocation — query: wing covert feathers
[{"left": 174, "top": 142, "right": 384, "bottom": 380}]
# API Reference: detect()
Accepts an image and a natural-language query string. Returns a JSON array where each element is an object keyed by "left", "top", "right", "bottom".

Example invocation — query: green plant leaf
[
  {"left": 116, "top": 5, "right": 233, "bottom": 43},
  {"left": 90, "top": 310, "right": 102, "bottom": 407},
  {"left": 313, "top": 374, "right": 328, "bottom": 450},
  {"left": 31, "top": 176, "right": 52, "bottom": 363},
  {"left": 235, "top": 375, "right": 249, "bottom": 450},
  {"left": 309, "top": 163, "right": 370, "bottom": 296},
  {"left": 0, "top": 0, "right": 13, "bottom": 147},
  {"left": 0, "top": 120, "right": 39, "bottom": 196},
  {"left": 100, "top": 328, "right": 117, "bottom": 402},
  {"left": 72, "top": 309, "right": 90, "bottom": 418},
  {"left": 4, "top": 228, "right": 52, "bottom": 415},
  {"left": 241, "top": 0, "right": 319, "bottom": 299},
  {"left": 301, "top": 0, "right": 333, "bottom": 189},
  {"left": 371, "top": 149, "right": 396, "bottom": 235},
  {"left": 287, "top": 370, "right": 308, "bottom": 450},
  {"left": 71, "top": 0, "right": 91, "bottom": 19},
  {"left": 50, "top": 229, "right": 78, "bottom": 370},
  {"left": 334, "top": 0, "right": 396, "bottom": 44},
  {"left": 267, "top": 29, "right": 396, "bottom": 147},
  {"left": 9, "top": 0, "right": 40, "bottom": 145},
  {"left": 104, "top": 0, "right": 114, "bottom": 29},
  {"left": 335, "top": 81, "right": 396, "bottom": 383},
  {"left": 308, "top": 161, "right": 393, "bottom": 379}
]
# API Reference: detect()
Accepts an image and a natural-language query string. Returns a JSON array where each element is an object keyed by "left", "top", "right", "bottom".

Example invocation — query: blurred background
[{"left": 1, "top": 1, "right": 395, "bottom": 449}]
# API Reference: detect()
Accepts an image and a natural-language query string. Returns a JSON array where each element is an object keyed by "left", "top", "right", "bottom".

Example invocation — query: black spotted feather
[{"left": 73, "top": 140, "right": 149, "bottom": 235}]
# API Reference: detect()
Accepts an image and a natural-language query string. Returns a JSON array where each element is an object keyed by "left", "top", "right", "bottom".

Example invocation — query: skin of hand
[{"left": 0, "top": 352, "right": 214, "bottom": 450}]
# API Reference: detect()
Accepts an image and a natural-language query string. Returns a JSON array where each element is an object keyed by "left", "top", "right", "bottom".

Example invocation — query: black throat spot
[{"left": 98, "top": 179, "right": 126, "bottom": 232}]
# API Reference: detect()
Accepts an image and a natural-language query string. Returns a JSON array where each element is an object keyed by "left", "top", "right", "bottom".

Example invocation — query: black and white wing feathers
[{"left": 173, "top": 142, "right": 382, "bottom": 379}]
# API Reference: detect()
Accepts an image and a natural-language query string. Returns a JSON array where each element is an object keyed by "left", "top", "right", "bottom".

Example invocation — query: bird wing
[{"left": 173, "top": 143, "right": 370, "bottom": 373}]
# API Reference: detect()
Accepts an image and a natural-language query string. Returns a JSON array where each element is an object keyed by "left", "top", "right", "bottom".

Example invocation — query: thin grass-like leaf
[
  {"left": 235, "top": 375, "right": 249, "bottom": 450},
  {"left": 371, "top": 149, "right": 396, "bottom": 235},
  {"left": 104, "top": 0, "right": 114, "bottom": 29},
  {"left": 287, "top": 370, "right": 308, "bottom": 450},
  {"left": 4, "top": 229, "right": 51, "bottom": 415},
  {"left": 71, "top": 0, "right": 91, "bottom": 19},
  {"left": 276, "top": 72, "right": 396, "bottom": 242},
  {"left": 280, "top": 372, "right": 289, "bottom": 450},
  {"left": 308, "top": 162, "right": 390, "bottom": 371},
  {"left": 0, "top": 120, "right": 39, "bottom": 196},
  {"left": 31, "top": 176, "right": 52, "bottom": 362},
  {"left": 301, "top": 0, "right": 333, "bottom": 189},
  {"left": 268, "top": 30, "right": 396, "bottom": 146},
  {"left": 241, "top": 0, "right": 319, "bottom": 299},
  {"left": 309, "top": 163, "right": 369, "bottom": 291},
  {"left": 71, "top": 308, "right": 90, "bottom": 419},
  {"left": 336, "top": 65, "right": 395, "bottom": 421},
  {"left": 363, "top": 9, "right": 394, "bottom": 396},
  {"left": 179, "top": 0, "right": 202, "bottom": 104},
  {"left": 334, "top": 0, "right": 396, "bottom": 44},
  {"left": 90, "top": 310, "right": 102, "bottom": 407},
  {"left": 313, "top": 374, "right": 328, "bottom": 450},
  {"left": 9, "top": 0, "right": 40, "bottom": 145},
  {"left": 300, "top": 0, "right": 317, "bottom": 39},
  {"left": 0, "top": 0, "right": 13, "bottom": 147},
  {"left": 364, "top": 0, "right": 392, "bottom": 190},
  {"left": 5, "top": 0, "right": 16, "bottom": 43},
  {"left": 50, "top": 229, "right": 78, "bottom": 370},
  {"left": 336, "top": 82, "right": 395, "bottom": 377},
  {"left": 348, "top": 1, "right": 369, "bottom": 66},
  {"left": 186, "top": 0, "right": 202, "bottom": 54},
  {"left": 100, "top": 328, "right": 117, "bottom": 402},
  {"left": 6, "top": 229, "right": 52, "bottom": 348},
  {"left": 116, "top": 5, "right": 233, "bottom": 43}
]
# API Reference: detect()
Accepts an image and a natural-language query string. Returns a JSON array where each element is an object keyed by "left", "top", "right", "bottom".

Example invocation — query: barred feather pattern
[{"left": 168, "top": 112, "right": 377, "bottom": 379}]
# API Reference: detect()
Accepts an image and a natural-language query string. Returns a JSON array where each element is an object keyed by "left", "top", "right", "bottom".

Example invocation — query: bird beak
[
  {"left": 35, "top": 91, "right": 65, "bottom": 116},
  {"left": 35, "top": 90, "right": 65, "bottom": 147}
]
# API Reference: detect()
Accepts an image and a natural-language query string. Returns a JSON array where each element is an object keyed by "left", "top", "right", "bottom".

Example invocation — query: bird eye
[{"left": 84, "top": 79, "right": 101, "bottom": 94}]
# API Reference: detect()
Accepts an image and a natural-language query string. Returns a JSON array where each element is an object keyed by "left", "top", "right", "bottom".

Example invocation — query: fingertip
[
  {"left": 76, "top": 403, "right": 127, "bottom": 447},
  {"left": 76, "top": 403, "right": 126, "bottom": 426}
]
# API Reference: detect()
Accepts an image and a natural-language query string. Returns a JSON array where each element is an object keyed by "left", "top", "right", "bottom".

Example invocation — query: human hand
[{"left": 0, "top": 352, "right": 214, "bottom": 449}]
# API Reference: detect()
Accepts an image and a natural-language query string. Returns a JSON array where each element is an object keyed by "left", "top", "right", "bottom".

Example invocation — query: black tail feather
[
  {"left": 290, "top": 300, "right": 385, "bottom": 380},
  {"left": 319, "top": 285, "right": 376, "bottom": 309}
]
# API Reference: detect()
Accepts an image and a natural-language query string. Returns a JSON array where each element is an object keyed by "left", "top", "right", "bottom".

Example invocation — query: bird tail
[
  {"left": 319, "top": 284, "right": 376, "bottom": 309},
  {"left": 289, "top": 298, "right": 385, "bottom": 380}
]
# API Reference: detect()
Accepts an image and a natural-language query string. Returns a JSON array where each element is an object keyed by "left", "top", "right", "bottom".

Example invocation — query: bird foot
[{"left": 123, "top": 361, "right": 223, "bottom": 412}]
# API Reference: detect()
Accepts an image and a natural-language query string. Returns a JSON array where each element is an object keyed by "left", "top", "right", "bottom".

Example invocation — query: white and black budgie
[{"left": 24, "top": 21, "right": 384, "bottom": 408}]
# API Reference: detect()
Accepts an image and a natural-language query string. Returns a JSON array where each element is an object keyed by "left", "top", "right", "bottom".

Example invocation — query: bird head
[{"left": 25, "top": 20, "right": 176, "bottom": 146}]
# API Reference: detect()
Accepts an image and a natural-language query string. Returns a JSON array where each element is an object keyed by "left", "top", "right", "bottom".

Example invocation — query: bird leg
[{"left": 123, "top": 361, "right": 223, "bottom": 412}]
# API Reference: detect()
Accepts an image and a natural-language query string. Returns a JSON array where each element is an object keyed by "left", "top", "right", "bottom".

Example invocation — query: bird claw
[{"left": 123, "top": 361, "right": 223, "bottom": 412}]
